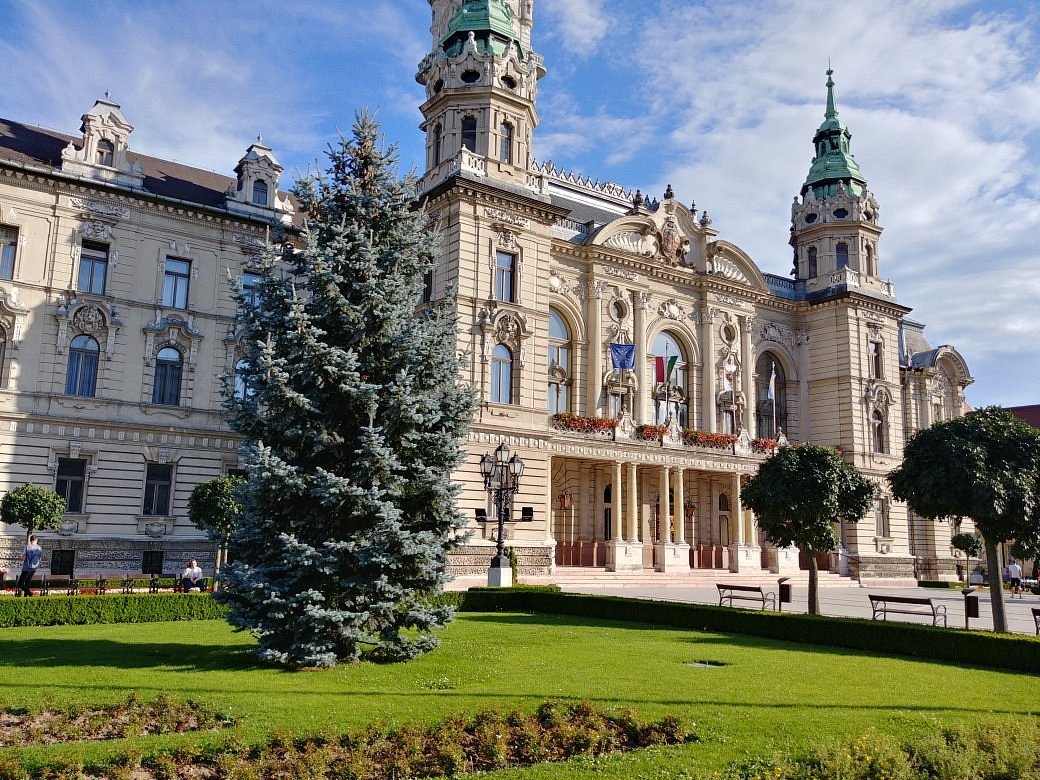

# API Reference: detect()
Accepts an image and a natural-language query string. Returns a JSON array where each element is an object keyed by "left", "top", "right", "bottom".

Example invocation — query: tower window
[
  {"left": 460, "top": 70, "right": 480, "bottom": 84},
  {"left": 865, "top": 244, "right": 875, "bottom": 275},
  {"left": 432, "top": 124, "right": 442, "bottom": 166},
  {"left": 461, "top": 117, "right": 477, "bottom": 153},
  {"left": 807, "top": 247, "right": 817, "bottom": 277},
  {"left": 500, "top": 122, "right": 513, "bottom": 164},
  {"left": 96, "top": 139, "right": 114, "bottom": 167},
  {"left": 252, "top": 180, "right": 269, "bottom": 206},
  {"left": 836, "top": 242, "right": 849, "bottom": 270},
  {"left": 502, "top": 76, "right": 517, "bottom": 90},
  {"left": 868, "top": 340, "right": 883, "bottom": 379}
]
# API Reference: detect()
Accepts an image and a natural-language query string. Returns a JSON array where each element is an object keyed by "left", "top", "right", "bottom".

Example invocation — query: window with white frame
[
  {"left": 152, "top": 347, "right": 183, "bottom": 405},
  {"left": 78, "top": 241, "right": 108, "bottom": 295},
  {"left": 143, "top": 463, "right": 173, "bottom": 516},
  {"left": 241, "top": 272, "right": 262, "bottom": 311},
  {"left": 547, "top": 308, "right": 570, "bottom": 414},
  {"left": 0, "top": 225, "right": 17, "bottom": 280},
  {"left": 491, "top": 343, "right": 514, "bottom": 404},
  {"left": 251, "top": 179, "right": 269, "bottom": 207},
  {"left": 871, "top": 409, "right": 886, "bottom": 453},
  {"left": 495, "top": 251, "right": 515, "bottom": 302},
  {"left": 162, "top": 257, "right": 191, "bottom": 309},
  {"left": 868, "top": 340, "right": 883, "bottom": 379},
  {"left": 55, "top": 458, "right": 86, "bottom": 513},
  {"left": 66, "top": 335, "right": 100, "bottom": 397}
]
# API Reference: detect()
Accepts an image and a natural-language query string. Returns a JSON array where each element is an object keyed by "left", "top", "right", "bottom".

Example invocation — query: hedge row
[
  {"left": 454, "top": 588, "right": 1040, "bottom": 674},
  {"left": 0, "top": 593, "right": 228, "bottom": 627}
]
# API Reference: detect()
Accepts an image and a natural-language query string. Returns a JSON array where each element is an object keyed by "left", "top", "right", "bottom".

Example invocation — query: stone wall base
[
  {"left": 446, "top": 544, "right": 554, "bottom": 578},
  {"left": 850, "top": 554, "right": 916, "bottom": 583},
  {"left": 0, "top": 536, "right": 217, "bottom": 577},
  {"left": 916, "top": 556, "right": 965, "bottom": 582}
]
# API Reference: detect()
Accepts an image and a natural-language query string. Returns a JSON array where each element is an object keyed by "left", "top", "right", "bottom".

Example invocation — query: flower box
[
  {"left": 550, "top": 413, "right": 618, "bottom": 435},
  {"left": 682, "top": 429, "right": 738, "bottom": 449}
]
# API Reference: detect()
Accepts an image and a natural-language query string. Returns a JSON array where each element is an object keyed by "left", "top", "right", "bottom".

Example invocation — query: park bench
[
  {"left": 1032, "top": 608, "right": 1040, "bottom": 636},
  {"left": 717, "top": 583, "right": 776, "bottom": 611},
  {"left": 868, "top": 594, "right": 947, "bottom": 627}
]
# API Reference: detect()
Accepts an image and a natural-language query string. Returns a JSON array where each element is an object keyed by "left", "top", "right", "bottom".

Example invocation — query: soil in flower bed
[
  {"left": 0, "top": 693, "right": 232, "bottom": 746},
  {"left": 10, "top": 700, "right": 692, "bottom": 779}
]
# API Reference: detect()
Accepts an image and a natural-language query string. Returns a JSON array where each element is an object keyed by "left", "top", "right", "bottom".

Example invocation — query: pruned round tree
[
  {"left": 889, "top": 406, "right": 1040, "bottom": 632},
  {"left": 187, "top": 475, "right": 244, "bottom": 582},
  {"left": 217, "top": 112, "right": 477, "bottom": 668},
  {"left": 0, "top": 483, "right": 67, "bottom": 542},
  {"left": 741, "top": 444, "right": 875, "bottom": 614}
]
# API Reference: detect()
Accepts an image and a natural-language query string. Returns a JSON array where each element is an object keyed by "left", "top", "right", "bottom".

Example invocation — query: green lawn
[{"left": 4, "top": 612, "right": 1039, "bottom": 777}]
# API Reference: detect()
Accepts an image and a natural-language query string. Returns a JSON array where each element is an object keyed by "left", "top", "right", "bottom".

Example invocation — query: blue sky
[{"left": 3, "top": 0, "right": 1039, "bottom": 408}]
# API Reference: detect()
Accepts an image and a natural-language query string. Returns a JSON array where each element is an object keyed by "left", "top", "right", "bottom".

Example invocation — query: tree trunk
[
  {"left": 806, "top": 548, "right": 820, "bottom": 615},
  {"left": 983, "top": 537, "right": 1007, "bottom": 633}
]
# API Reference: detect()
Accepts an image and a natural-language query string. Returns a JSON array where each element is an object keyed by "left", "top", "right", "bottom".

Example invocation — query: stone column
[
  {"left": 626, "top": 462, "right": 638, "bottom": 541},
  {"left": 634, "top": 292, "right": 649, "bottom": 423},
  {"left": 740, "top": 315, "right": 754, "bottom": 434},
  {"left": 611, "top": 461, "right": 622, "bottom": 542},
  {"left": 586, "top": 281, "right": 602, "bottom": 417},
  {"left": 674, "top": 467, "right": 686, "bottom": 544},
  {"left": 659, "top": 466, "right": 671, "bottom": 543},
  {"left": 700, "top": 306, "right": 716, "bottom": 431},
  {"left": 730, "top": 472, "right": 763, "bottom": 573}
]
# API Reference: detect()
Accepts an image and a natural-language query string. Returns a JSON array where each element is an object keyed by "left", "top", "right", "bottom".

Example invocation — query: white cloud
[{"left": 541, "top": 0, "right": 611, "bottom": 55}]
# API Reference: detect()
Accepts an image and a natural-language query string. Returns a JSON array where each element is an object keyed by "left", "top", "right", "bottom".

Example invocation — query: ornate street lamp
[{"left": 479, "top": 442, "right": 524, "bottom": 587}]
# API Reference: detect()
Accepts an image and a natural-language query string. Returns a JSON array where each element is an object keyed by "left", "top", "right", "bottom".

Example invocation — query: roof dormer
[
  {"left": 226, "top": 135, "right": 294, "bottom": 223},
  {"left": 60, "top": 94, "right": 146, "bottom": 189}
]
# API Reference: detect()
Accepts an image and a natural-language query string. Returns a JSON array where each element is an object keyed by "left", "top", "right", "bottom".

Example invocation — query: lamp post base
[{"left": 488, "top": 554, "right": 513, "bottom": 588}]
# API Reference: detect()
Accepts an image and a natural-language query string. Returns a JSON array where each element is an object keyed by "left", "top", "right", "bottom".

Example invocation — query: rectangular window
[
  {"left": 0, "top": 225, "right": 17, "bottom": 280},
  {"left": 421, "top": 268, "right": 434, "bottom": 303},
  {"left": 162, "top": 257, "right": 191, "bottom": 308},
  {"left": 143, "top": 463, "right": 173, "bottom": 516},
  {"left": 142, "top": 550, "right": 165, "bottom": 575},
  {"left": 495, "top": 251, "right": 514, "bottom": 302},
  {"left": 78, "top": 241, "right": 109, "bottom": 295},
  {"left": 241, "top": 272, "right": 262, "bottom": 311},
  {"left": 55, "top": 458, "right": 87, "bottom": 514},
  {"left": 51, "top": 549, "right": 75, "bottom": 576},
  {"left": 499, "top": 123, "right": 513, "bottom": 164}
]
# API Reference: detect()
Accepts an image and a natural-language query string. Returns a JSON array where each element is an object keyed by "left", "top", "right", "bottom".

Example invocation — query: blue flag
[{"left": 610, "top": 343, "right": 636, "bottom": 370}]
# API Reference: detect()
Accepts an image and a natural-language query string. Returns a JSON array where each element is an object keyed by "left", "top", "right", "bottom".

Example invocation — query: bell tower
[
  {"left": 416, "top": 0, "right": 545, "bottom": 192},
  {"left": 790, "top": 70, "right": 889, "bottom": 300}
]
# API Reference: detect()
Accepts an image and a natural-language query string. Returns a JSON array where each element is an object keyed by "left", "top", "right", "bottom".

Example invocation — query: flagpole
[{"left": 771, "top": 361, "right": 777, "bottom": 438}]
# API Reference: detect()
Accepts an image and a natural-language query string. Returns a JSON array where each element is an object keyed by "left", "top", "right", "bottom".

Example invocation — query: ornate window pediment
[
  {"left": 55, "top": 299, "right": 122, "bottom": 360},
  {"left": 143, "top": 314, "right": 202, "bottom": 370},
  {"left": 477, "top": 300, "right": 530, "bottom": 366}
]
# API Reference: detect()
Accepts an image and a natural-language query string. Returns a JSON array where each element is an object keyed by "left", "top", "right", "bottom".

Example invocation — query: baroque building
[
  {"left": 0, "top": 0, "right": 975, "bottom": 586},
  {"left": 416, "top": 0, "right": 974, "bottom": 583},
  {"left": 0, "top": 95, "right": 295, "bottom": 576}
]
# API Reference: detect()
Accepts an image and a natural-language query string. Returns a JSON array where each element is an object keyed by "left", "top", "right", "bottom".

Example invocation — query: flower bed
[
  {"left": 682, "top": 429, "right": 738, "bottom": 449},
  {"left": 751, "top": 437, "right": 778, "bottom": 453},
  {"left": 550, "top": 412, "right": 618, "bottom": 435}
]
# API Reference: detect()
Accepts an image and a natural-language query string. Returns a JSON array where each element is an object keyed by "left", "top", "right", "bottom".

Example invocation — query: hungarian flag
[
  {"left": 610, "top": 343, "right": 635, "bottom": 370},
  {"left": 655, "top": 355, "right": 678, "bottom": 383}
]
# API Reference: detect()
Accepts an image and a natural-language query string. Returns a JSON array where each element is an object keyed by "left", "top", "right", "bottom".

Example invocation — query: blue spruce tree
[{"left": 219, "top": 113, "right": 476, "bottom": 668}]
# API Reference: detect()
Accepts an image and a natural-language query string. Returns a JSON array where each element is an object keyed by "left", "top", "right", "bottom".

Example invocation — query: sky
[{"left": 2, "top": 0, "right": 1038, "bottom": 408}]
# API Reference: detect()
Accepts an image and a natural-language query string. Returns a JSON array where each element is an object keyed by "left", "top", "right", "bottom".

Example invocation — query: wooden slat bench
[
  {"left": 717, "top": 583, "right": 776, "bottom": 611},
  {"left": 869, "top": 594, "right": 947, "bottom": 627}
]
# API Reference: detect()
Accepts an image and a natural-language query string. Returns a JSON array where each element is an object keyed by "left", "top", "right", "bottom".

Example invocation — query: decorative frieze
[
  {"left": 68, "top": 196, "right": 130, "bottom": 220},
  {"left": 483, "top": 207, "right": 529, "bottom": 229}
]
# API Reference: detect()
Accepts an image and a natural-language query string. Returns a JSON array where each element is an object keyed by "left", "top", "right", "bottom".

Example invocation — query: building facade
[
  {"left": 0, "top": 97, "right": 295, "bottom": 576},
  {"left": 416, "top": 0, "right": 974, "bottom": 583},
  {"left": 0, "top": 0, "right": 975, "bottom": 585}
]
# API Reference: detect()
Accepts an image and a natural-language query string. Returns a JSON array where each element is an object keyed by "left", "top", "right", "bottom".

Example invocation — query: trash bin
[
  {"left": 961, "top": 587, "right": 979, "bottom": 629},
  {"left": 778, "top": 577, "right": 792, "bottom": 612}
]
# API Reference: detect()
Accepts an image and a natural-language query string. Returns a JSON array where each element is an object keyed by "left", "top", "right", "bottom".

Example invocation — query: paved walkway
[{"left": 558, "top": 582, "right": 1040, "bottom": 635}]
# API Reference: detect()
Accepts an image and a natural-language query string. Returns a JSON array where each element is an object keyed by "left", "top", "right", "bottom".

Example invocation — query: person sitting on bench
[{"left": 181, "top": 559, "right": 204, "bottom": 592}]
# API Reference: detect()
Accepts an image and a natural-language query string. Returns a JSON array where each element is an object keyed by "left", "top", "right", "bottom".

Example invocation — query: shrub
[
  {"left": 0, "top": 593, "right": 228, "bottom": 627},
  {"left": 918, "top": 580, "right": 966, "bottom": 589}
]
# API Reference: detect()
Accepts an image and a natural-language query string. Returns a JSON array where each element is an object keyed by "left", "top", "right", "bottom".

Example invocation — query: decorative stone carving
[
  {"left": 73, "top": 305, "right": 105, "bottom": 335},
  {"left": 603, "top": 266, "right": 637, "bottom": 281},
  {"left": 58, "top": 519, "right": 79, "bottom": 536},
  {"left": 657, "top": 299, "right": 684, "bottom": 320},
  {"left": 144, "top": 521, "right": 167, "bottom": 538},
  {"left": 483, "top": 207, "right": 529, "bottom": 229},
  {"left": 68, "top": 197, "right": 130, "bottom": 220},
  {"left": 143, "top": 314, "right": 203, "bottom": 369},
  {"left": 547, "top": 269, "right": 570, "bottom": 295},
  {"left": 758, "top": 321, "right": 794, "bottom": 351},
  {"left": 497, "top": 230, "right": 518, "bottom": 250},
  {"left": 709, "top": 256, "right": 751, "bottom": 285},
  {"left": 79, "top": 220, "right": 113, "bottom": 241}
]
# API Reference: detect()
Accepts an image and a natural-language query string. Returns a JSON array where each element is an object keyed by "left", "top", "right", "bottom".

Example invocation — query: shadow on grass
[{"left": 0, "top": 638, "right": 264, "bottom": 672}]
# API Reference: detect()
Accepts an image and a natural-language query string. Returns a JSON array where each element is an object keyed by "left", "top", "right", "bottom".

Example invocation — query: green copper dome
[
  {"left": 443, "top": 0, "right": 519, "bottom": 58},
  {"left": 802, "top": 69, "right": 867, "bottom": 199}
]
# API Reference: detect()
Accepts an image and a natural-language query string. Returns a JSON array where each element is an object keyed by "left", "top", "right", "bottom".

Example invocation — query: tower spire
[
  {"left": 801, "top": 67, "right": 866, "bottom": 199},
  {"left": 825, "top": 67, "right": 838, "bottom": 123}
]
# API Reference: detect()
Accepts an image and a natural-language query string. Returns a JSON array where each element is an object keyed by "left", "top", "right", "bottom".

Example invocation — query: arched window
[
  {"left": 461, "top": 117, "right": 477, "bottom": 153},
  {"left": 252, "top": 179, "right": 269, "bottom": 206},
  {"left": 755, "top": 352, "right": 786, "bottom": 438},
  {"left": 491, "top": 344, "right": 513, "bottom": 405},
  {"left": 96, "top": 139, "right": 114, "bottom": 167},
  {"left": 152, "top": 347, "right": 183, "bottom": 406},
  {"left": 499, "top": 122, "right": 513, "bottom": 164},
  {"left": 66, "top": 335, "right": 100, "bottom": 397},
  {"left": 807, "top": 246, "right": 817, "bottom": 277},
  {"left": 547, "top": 308, "right": 570, "bottom": 414},
  {"left": 836, "top": 242, "right": 849, "bottom": 270},
  {"left": 432, "top": 124, "right": 442, "bottom": 166},
  {"left": 651, "top": 331, "right": 688, "bottom": 427},
  {"left": 871, "top": 410, "right": 886, "bottom": 453}
]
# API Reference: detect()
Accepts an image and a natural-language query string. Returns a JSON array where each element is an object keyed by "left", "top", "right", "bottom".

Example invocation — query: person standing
[
  {"left": 1008, "top": 559, "right": 1023, "bottom": 599},
  {"left": 16, "top": 535, "right": 42, "bottom": 597},
  {"left": 181, "top": 559, "right": 204, "bottom": 592}
]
